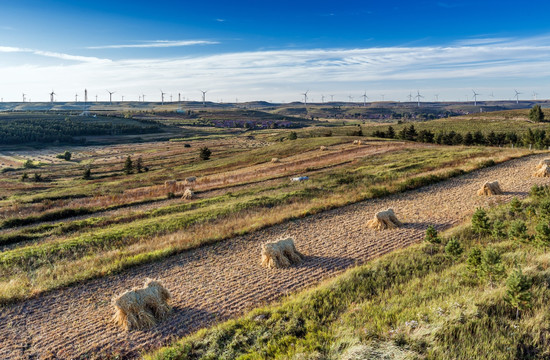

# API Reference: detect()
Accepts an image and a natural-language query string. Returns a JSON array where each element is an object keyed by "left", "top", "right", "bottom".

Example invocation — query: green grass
[{"left": 148, "top": 187, "right": 550, "bottom": 360}]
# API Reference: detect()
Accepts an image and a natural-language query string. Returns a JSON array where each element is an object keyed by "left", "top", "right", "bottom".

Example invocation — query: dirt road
[{"left": 1, "top": 153, "right": 548, "bottom": 359}]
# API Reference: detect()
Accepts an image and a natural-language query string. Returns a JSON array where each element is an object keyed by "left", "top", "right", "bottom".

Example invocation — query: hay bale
[
  {"left": 164, "top": 180, "right": 177, "bottom": 188},
  {"left": 271, "top": 157, "right": 280, "bottom": 163},
  {"left": 320, "top": 146, "right": 327, "bottom": 151},
  {"left": 261, "top": 237, "right": 304, "bottom": 269},
  {"left": 112, "top": 279, "right": 171, "bottom": 330},
  {"left": 536, "top": 159, "right": 550, "bottom": 170},
  {"left": 366, "top": 209, "right": 402, "bottom": 231},
  {"left": 353, "top": 140, "right": 362, "bottom": 145},
  {"left": 533, "top": 164, "right": 550, "bottom": 177},
  {"left": 182, "top": 188, "right": 194, "bottom": 200},
  {"left": 477, "top": 181, "right": 503, "bottom": 196}
]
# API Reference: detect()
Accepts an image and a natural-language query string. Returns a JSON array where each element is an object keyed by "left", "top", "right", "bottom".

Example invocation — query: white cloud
[
  {"left": 0, "top": 46, "right": 109, "bottom": 63},
  {"left": 2, "top": 35, "right": 550, "bottom": 102},
  {"left": 86, "top": 40, "right": 219, "bottom": 49}
]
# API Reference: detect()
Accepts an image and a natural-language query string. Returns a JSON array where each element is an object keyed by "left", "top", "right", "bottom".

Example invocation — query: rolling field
[{"left": 1, "top": 149, "right": 548, "bottom": 359}]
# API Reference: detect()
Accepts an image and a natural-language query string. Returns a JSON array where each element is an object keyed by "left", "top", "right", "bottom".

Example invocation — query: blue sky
[{"left": 1, "top": 0, "right": 550, "bottom": 102}]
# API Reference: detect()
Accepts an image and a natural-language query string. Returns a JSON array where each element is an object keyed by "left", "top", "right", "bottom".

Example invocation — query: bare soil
[{"left": 1, "top": 153, "right": 549, "bottom": 359}]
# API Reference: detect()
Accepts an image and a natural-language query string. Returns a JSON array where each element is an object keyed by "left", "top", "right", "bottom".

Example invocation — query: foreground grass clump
[{"left": 148, "top": 186, "right": 550, "bottom": 360}]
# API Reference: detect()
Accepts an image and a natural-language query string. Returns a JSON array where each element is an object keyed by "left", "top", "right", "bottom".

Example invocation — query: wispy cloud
[
  {"left": 2, "top": 35, "right": 550, "bottom": 101},
  {"left": 86, "top": 40, "right": 219, "bottom": 49},
  {"left": 0, "top": 46, "right": 108, "bottom": 63}
]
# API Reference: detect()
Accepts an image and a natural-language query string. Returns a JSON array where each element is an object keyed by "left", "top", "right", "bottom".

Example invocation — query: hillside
[{"left": 149, "top": 184, "right": 550, "bottom": 360}]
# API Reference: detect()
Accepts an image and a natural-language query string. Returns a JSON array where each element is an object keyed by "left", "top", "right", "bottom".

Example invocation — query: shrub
[
  {"left": 467, "top": 247, "right": 482, "bottom": 276},
  {"left": 424, "top": 225, "right": 440, "bottom": 254},
  {"left": 505, "top": 267, "right": 532, "bottom": 319},
  {"left": 288, "top": 131, "right": 298, "bottom": 140},
  {"left": 200, "top": 147, "right": 212, "bottom": 160},
  {"left": 445, "top": 238, "right": 463, "bottom": 258},
  {"left": 491, "top": 220, "right": 506, "bottom": 240},
  {"left": 472, "top": 208, "right": 491, "bottom": 236},
  {"left": 535, "top": 221, "right": 550, "bottom": 247},
  {"left": 20, "top": 173, "right": 28, "bottom": 182},
  {"left": 528, "top": 104, "right": 544, "bottom": 122},
  {"left": 480, "top": 247, "right": 505, "bottom": 288},
  {"left": 509, "top": 197, "right": 522, "bottom": 215},
  {"left": 136, "top": 157, "right": 143, "bottom": 173},
  {"left": 184, "top": 143, "right": 191, "bottom": 148},
  {"left": 63, "top": 151, "right": 72, "bottom": 161},
  {"left": 508, "top": 220, "right": 530, "bottom": 243},
  {"left": 24, "top": 159, "right": 35, "bottom": 169},
  {"left": 124, "top": 156, "right": 133, "bottom": 175},
  {"left": 82, "top": 168, "right": 91, "bottom": 180},
  {"left": 33, "top": 173, "right": 42, "bottom": 182}
]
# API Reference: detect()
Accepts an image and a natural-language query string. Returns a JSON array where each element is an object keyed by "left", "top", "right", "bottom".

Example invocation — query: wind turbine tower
[
  {"left": 107, "top": 90, "right": 115, "bottom": 105},
  {"left": 330, "top": 94, "right": 335, "bottom": 102},
  {"left": 533, "top": 91, "right": 539, "bottom": 100},
  {"left": 301, "top": 90, "right": 309, "bottom": 108},
  {"left": 50, "top": 90, "right": 56, "bottom": 103},
  {"left": 514, "top": 89, "right": 522, "bottom": 104},
  {"left": 84, "top": 89, "right": 89, "bottom": 116},
  {"left": 408, "top": 92, "right": 413, "bottom": 102},
  {"left": 22, "top": 93, "right": 26, "bottom": 103},
  {"left": 321, "top": 95, "right": 325, "bottom": 103},
  {"left": 200, "top": 90, "right": 208, "bottom": 107},
  {"left": 75, "top": 93, "right": 78, "bottom": 102},
  {"left": 361, "top": 91, "right": 368, "bottom": 107},
  {"left": 415, "top": 90, "right": 424, "bottom": 107},
  {"left": 434, "top": 94, "right": 439, "bottom": 102},
  {"left": 472, "top": 90, "right": 480, "bottom": 106},
  {"left": 160, "top": 90, "right": 166, "bottom": 105},
  {"left": 142, "top": 94, "right": 146, "bottom": 102}
]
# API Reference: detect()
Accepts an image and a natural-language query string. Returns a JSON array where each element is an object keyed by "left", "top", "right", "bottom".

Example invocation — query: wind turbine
[
  {"left": 95, "top": 94, "right": 98, "bottom": 102},
  {"left": 22, "top": 93, "right": 26, "bottom": 103},
  {"left": 514, "top": 89, "right": 522, "bottom": 104},
  {"left": 160, "top": 90, "right": 166, "bottom": 105},
  {"left": 434, "top": 94, "right": 439, "bottom": 102},
  {"left": 415, "top": 90, "right": 424, "bottom": 107},
  {"left": 321, "top": 95, "right": 325, "bottom": 103},
  {"left": 533, "top": 91, "right": 539, "bottom": 100},
  {"left": 380, "top": 94, "right": 385, "bottom": 101},
  {"left": 121, "top": 95, "right": 125, "bottom": 102},
  {"left": 301, "top": 90, "right": 309, "bottom": 107},
  {"left": 472, "top": 89, "right": 480, "bottom": 106},
  {"left": 170, "top": 94, "right": 173, "bottom": 102},
  {"left": 178, "top": 93, "right": 181, "bottom": 103},
  {"left": 107, "top": 90, "right": 115, "bottom": 105},
  {"left": 407, "top": 92, "right": 413, "bottom": 102},
  {"left": 330, "top": 94, "right": 335, "bottom": 102},
  {"left": 142, "top": 94, "right": 146, "bottom": 102},
  {"left": 200, "top": 90, "right": 208, "bottom": 107},
  {"left": 49, "top": 90, "right": 56, "bottom": 103},
  {"left": 75, "top": 93, "right": 78, "bottom": 102},
  {"left": 361, "top": 91, "right": 368, "bottom": 107},
  {"left": 348, "top": 95, "right": 354, "bottom": 104}
]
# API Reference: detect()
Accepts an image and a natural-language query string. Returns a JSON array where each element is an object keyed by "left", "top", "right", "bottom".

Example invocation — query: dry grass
[
  {"left": 477, "top": 181, "right": 503, "bottom": 196},
  {"left": 260, "top": 237, "right": 303, "bottom": 268},
  {"left": 366, "top": 209, "right": 402, "bottom": 231}
]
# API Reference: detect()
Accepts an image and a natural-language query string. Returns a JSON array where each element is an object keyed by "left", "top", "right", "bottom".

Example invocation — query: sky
[{"left": 1, "top": 0, "right": 550, "bottom": 103}]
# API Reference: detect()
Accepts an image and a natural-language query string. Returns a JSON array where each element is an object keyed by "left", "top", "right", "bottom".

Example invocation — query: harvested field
[{"left": 1, "top": 153, "right": 550, "bottom": 359}]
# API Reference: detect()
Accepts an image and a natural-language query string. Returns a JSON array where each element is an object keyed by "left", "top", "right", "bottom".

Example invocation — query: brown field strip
[{"left": 1, "top": 153, "right": 549, "bottom": 359}]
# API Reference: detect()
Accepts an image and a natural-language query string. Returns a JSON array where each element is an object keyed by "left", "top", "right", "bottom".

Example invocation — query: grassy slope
[
  {"left": 148, "top": 187, "right": 550, "bottom": 360},
  {"left": 0, "top": 143, "right": 528, "bottom": 304}
]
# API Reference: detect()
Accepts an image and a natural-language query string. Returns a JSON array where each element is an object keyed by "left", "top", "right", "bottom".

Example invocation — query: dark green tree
[
  {"left": 492, "top": 220, "right": 506, "bottom": 240},
  {"left": 288, "top": 131, "right": 298, "bottom": 140},
  {"left": 445, "top": 238, "right": 463, "bottom": 258},
  {"left": 136, "top": 156, "right": 143, "bottom": 173},
  {"left": 473, "top": 130, "right": 485, "bottom": 145},
  {"left": 424, "top": 225, "right": 440, "bottom": 254},
  {"left": 387, "top": 126, "right": 395, "bottom": 139},
  {"left": 463, "top": 132, "right": 474, "bottom": 146},
  {"left": 528, "top": 104, "right": 544, "bottom": 122},
  {"left": 509, "top": 197, "right": 523, "bottom": 215},
  {"left": 20, "top": 173, "right": 28, "bottom": 182},
  {"left": 33, "top": 173, "right": 42, "bottom": 182},
  {"left": 124, "top": 156, "right": 133, "bottom": 174},
  {"left": 480, "top": 247, "right": 505, "bottom": 288},
  {"left": 24, "top": 159, "right": 35, "bottom": 169},
  {"left": 508, "top": 220, "right": 531, "bottom": 243},
  {"left": 535, "top": 221, "right": 550, "bottom": 247},
  {"left": 467, "top": 247, "right": 482, "bottom": 276},
  {"left": 63, "top": 151, "right": 72, "bottom": 161},
  {"left": 504, "top": 267, "right": 532, "bottom": 319},
  {"left": 200, "top": 147, "right": 212, "bottom": 160},
  {"left": 472, "top": 208, "right": 491, "bottom": 236},
  {"left": 83, "top": 168, "right": 91, "bottom": 180}
]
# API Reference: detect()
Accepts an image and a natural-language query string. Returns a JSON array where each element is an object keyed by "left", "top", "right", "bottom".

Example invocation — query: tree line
[
  {"left": 372, "top": 125, "right": 550, "bottom": 149},
  {"left": 0, "top": 117, "right": 161, "bottom": 144}
]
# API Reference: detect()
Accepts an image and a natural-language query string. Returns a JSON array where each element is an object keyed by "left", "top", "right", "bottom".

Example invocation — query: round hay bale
[
  {"left": 112, "top": 278, "right": 171, "bottom": 331},
  {"left": 271, "top": 157, "right": 280, "bottom": 163},
  {"left": 320, "top": 146, "right": 328, "bottom": 151},
  {"left": 353, "top": 140, "right": 362, "bottom": 145},
  {"left": 533, "top": 164, "right": 550, "bottom": 177},
  {"left": 261, "top": 237, "right": 304, "bottom": 269},
  {"left": 477, "top": 181, "right": 503, "bottom": 196},
  {"left": 181, "top": 188, "right": 194, "bottom": 200},
  {"left": 536, "top": 159, "right": 550, "bottom": 170},
  {"left": 366, "top": 209, "right": 402, "bottom": 231}
]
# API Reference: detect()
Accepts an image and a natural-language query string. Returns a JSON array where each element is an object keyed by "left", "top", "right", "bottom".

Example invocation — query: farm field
[{"left": 1, "top": 148, "right": 548, "bottom": 358}]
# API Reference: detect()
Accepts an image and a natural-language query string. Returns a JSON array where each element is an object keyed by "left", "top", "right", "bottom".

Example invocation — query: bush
[
  {"left": 445, "top": 238, "right": 463, "bottom": 258},
  {"left": 200, "top": 147, "right": 212, "bottom": 160},
  {"left": 82, "top": 168, "right": 91, "bottom": 180},
  {"left": 20, "top": 173, "right": 28, "bottom": 182},
  {"left": 24, "top": 159, "right": 35, "bottom": 169},
  {"left": 505, "top": 267, "right": 532, "bottom": 319},
  {"left": 472, "top": 208, "right": 491, "bottom": 236},
  {"left": 509, "top": 197, "right": 523, "bottom": 215},
  {"left": 288, "top": 131, "right": 298, "bottom": 140},
  {"left": 508, "top": 220, "right": 530, "bottom": 243},
  {"left": 528, "top": 104, "right": 544, "bottom": 122},
  {"left": 124, "top": 156, "right": 133, "bottom": 174},
  {"left": 33, "top": 173, "right": 42, "bottom": 182},
  {"left": 184, "top": 143, "right": 191, "bottom": 148}
]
